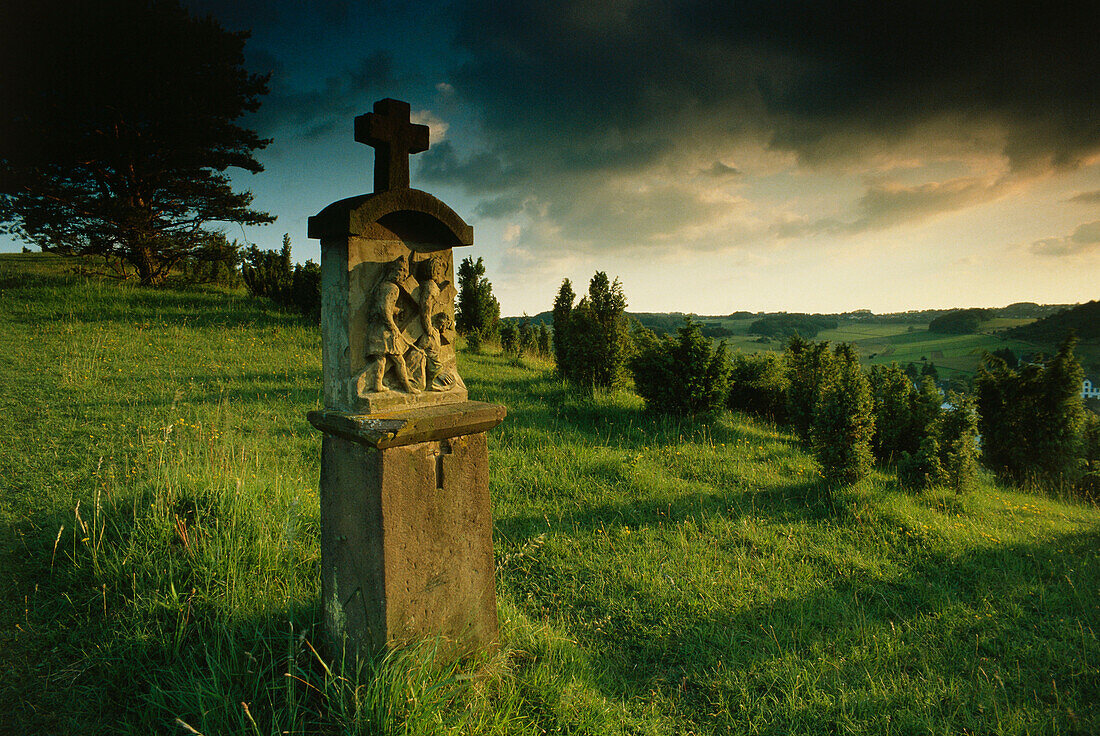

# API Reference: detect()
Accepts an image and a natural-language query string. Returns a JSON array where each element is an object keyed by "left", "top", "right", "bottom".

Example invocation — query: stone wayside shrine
[{"left": 307, "top": 99, "right": 505, "bottom": 659}]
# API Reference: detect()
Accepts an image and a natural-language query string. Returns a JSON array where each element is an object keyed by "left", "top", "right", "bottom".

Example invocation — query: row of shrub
[
  {"left": 533, "top": 272, "right": 1097, "bottom": 494},
  {"left": 174, "top": 233, "right": 322, "bottom": 320},
  {"left": 714, "top": 332, "right": 1097, "bottom": 493},
  {"left": 239, "top": 237, "right": 321, "bottom": 319},
  {"left": 499, "top": 319, "right": 551, "bottom": 359}
]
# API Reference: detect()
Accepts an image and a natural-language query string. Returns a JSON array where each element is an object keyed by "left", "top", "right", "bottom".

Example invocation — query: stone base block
[
  {"left": 353, "top": 384, "right": 468, "bottom": 414},
  {"left": 311, "top": 401, "right": 505, "bottom": 660}
]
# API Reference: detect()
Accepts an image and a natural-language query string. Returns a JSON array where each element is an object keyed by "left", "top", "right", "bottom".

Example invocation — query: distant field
[
  {"left": 691, "top": 311, "right": 1097, "bottom": 380},
  {"left": 2, "top": 253, "right": 1098, "bottom": 735},
  {"left": 527, "top": 301, "right": 1098, "bottom": 378}
]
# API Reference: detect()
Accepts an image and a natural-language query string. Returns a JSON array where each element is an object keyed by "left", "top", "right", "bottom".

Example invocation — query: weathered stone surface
[
  {"left": 309, "top": 100, "right": 474, "bottom": 416},
  {"left": 308, "top": 188, "right": 474, "bottom": 244},
  {"left": 311, "top": 194, "right": 473, "bottom": 414},
  {"left": 320, "top": 430, "right": 499, "bottom": 658},
  {"left": 355, "top": 98, "right": 428, "bottom": 194},
  {"left": 307, "top": 401, "right": 506, "bottom": 450},
  {"left": 309, "top": 99, "right": 504, "bottom": 661}
]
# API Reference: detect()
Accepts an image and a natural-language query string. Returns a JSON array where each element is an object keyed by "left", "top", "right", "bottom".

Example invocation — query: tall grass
[{"left": 1, "top": 254, "right": 1098, "bottom": 734}]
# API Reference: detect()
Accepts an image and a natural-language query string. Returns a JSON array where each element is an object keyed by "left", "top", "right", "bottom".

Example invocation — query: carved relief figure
[
  {"left": 363, "top": 255, "right": 417, "bottom": 393},
  {"left": 416, "top": 255, "right": 463, "bottom": 392}
]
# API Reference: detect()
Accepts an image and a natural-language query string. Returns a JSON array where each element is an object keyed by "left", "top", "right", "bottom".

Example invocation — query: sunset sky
[{"left": 6, "top": 0, "right": 1098, "bottom": 316}]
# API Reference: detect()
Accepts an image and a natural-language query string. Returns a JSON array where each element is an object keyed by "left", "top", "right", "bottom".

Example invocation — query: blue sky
[{"left": 4, "top": 0, "right": 1099, "bottom": 316}]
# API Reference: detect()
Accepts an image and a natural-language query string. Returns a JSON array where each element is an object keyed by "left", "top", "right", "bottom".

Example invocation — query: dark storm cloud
[
  {"left": 449, "top": 0, "right": 1100, "bottom": 174},
  {"left": 182, "top": 0, "right": 283, "bottom": 31},
  {"left": 245, "top": 51, "right": 396, "bottom": 138},
  {"left": 183, "top": 0, "right": 350, "bottom": 31},
  {"left": 184, "top": 0, "right": 396, "bottom": 138},
  {"left": 473, "top": 194, "right": 526, "bottom": 219},
  {"left": 418, "top": 142, "right": 523, "bottom": 194}
]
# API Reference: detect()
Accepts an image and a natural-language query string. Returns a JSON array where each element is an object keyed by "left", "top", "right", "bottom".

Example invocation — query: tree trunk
[{"left": 130, "top": 245, "right": 163, "bottom": 286}]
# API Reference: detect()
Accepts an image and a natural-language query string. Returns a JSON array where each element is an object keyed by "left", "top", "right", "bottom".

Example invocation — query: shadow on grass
[
  {"left": 494, "top": 477, "right": 843, "bottom": 547},
  {"left": 509, "top": 527, "right": 1100, "bottom": 733},
  {"left": 0, "top": 485, "right": 325, "bottom": 734}
]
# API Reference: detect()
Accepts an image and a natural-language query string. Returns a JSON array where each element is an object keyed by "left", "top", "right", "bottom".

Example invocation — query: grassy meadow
[
  {"left": 2, "top": 253, "right": 1099, "bottom": 735},
  {"left": 713, "top": 320, "right": 1041, "bottom": 384}
]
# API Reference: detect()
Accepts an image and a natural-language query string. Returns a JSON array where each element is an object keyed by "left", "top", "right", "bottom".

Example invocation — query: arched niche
[{"left": 308, "top": 189, "right": 473, "bottom": 413}]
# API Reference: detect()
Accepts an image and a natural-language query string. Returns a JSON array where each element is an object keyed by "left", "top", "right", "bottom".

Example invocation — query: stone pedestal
[
  {"left": 307, "top": 99, "right": 505, "bottom": 660},
  {"left": 308, "top": 401, "right": 506, "bottom": 659}
]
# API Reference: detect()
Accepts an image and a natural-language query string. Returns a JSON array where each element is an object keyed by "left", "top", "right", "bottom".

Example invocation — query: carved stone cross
[
  {"left": 354, "top": 98, "right": 429, "bottom": 192},
  {"left": 309, "top": 101, "right": 502, "bottom": 662}
]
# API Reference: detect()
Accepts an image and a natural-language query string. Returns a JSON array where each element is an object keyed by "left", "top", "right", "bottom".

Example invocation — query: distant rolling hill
[{"left": 1007, "top": 300, "right": 1100, "bottom": 342}]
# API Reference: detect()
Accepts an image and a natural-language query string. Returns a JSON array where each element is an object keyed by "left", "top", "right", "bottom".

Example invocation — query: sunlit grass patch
[{"left": 2, "top": 257, "right": 1099, "bottom": 734}]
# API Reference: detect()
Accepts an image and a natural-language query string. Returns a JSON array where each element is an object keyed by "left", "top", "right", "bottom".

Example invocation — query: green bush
[
  {"left": 178, "top": 233, "right": 242, "bottom": 286},
  {"left": 517, "top": 316, "right": 536, "bottom": 357},
  {"left": 499, "top": 322, "right": 518, "bottom": 355},
  {"left": 1078, "top": 471, "right": 1100, "bottom": 499},
  {"left": 786, "top": 336, "right": 834, "bottom": 441},
  {"left": 241, "top": 238, "right": 292, "bottom": 302},
  {"left": 537, "top": 323, "right": 551, "bottom": 358},
  {"left": 869, "top": 363, "right": 918, "bottom": 464},
  {"left": 727, "top": 351, "right": 789, "bottom": 423},
  {"left": 631, "top": 318, "right": 729, "bottom": 416},
  {"left": 898, "top": 435, "right": 946, "bottom": 489},
  {"left": 898, "top": 387, "right": 982, "bottom": 494},
  {"left": 239, "top": 235, "right": 319, "bottom": 321},
  {"left": 551, "top": 273, "right": 631, "bottom": 389},
  {"left": 811, "top": 344, "right": 874, "bottom": 485},
  {"left": 290, "top": 260, "right": 321, "bottom": 320},
  {"left": 977, "top": 335, "right": 1087, "bottom": 488}
]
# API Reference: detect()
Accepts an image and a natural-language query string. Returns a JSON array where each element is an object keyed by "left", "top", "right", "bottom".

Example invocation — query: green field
[
  {"left": 2, "top": 254, "right": 1099, "bottom": 734},
  {"left": 699, "top": 314, "right": 1089, "bottom": 383}
]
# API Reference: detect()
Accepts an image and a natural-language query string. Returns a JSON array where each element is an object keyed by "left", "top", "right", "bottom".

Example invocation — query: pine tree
[
  {"left": 551, "top": 273, "right": 630, "bottom": 389},
  {"left": 585, "top": 272, "right": 631, "bottom": 388},
  {"left": 241, "top": 234, "right": 293, "bottom": 302},
  {"left": 456, "top": 256, "right": 500, "bottom": 339},
  {"left": 537, "top": 323, "right": 551, "bottom": 357},
  {"left": 631, "top": 318, "right": 729, "bottom": 416},
  {"left": 0, "top": 0, "right": 273, "bottom": 284},
  {"left": 912, "top": 377, "right": 944, "bottom": 442},
  {"left": 977, "top": 335, "right": 1086, "bottom": 487},
  {"left": 552, "top": 279, "right": 576, "bottom": 375},
  {"left": 786, "top": 336, "right": 834, "bottom": 441},
  {"left": 939, "top": 391, "right": 981, "bottom": 494},
  {"left": 291, "top": 260, "right": 321, "bottom": 320},
  {"left": 869, "top": 363, "right": 917, "bottom": 464},
  {"left": 1034, "top": 335, "right": 1086, "bottom": 485},
  {"left": 1080, "top": 413, "right": 1100, "bottom": 497},
  {"left": 811, "top": 344, "right": 875, "bottom": 485},
  {"left": 517, "top": 315, "right": 536, "bottom": 357}
]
